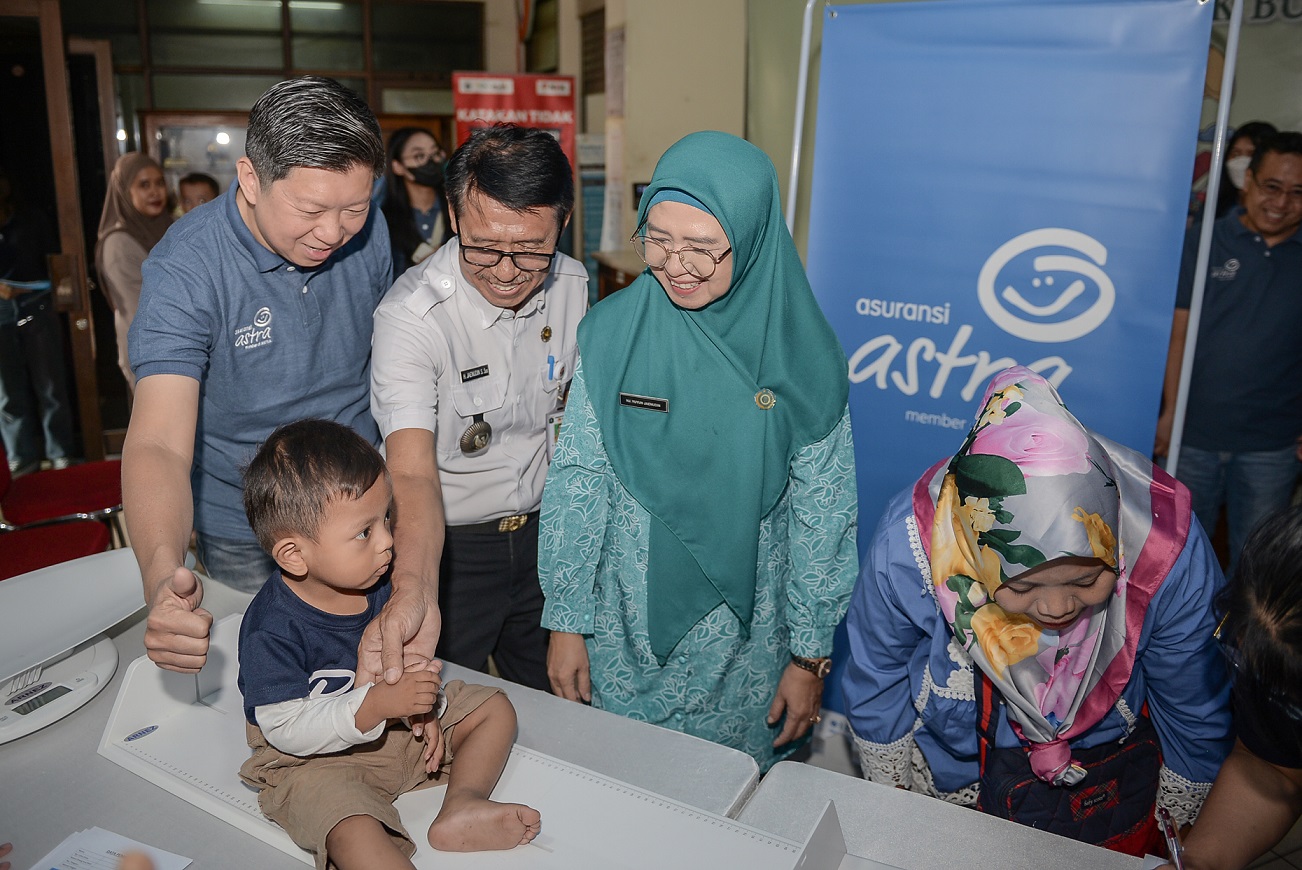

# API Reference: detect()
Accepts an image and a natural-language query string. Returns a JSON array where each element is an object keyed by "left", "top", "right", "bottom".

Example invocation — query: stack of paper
[{"left": 25, "top": 827, "right": 189, "bottom": 870}]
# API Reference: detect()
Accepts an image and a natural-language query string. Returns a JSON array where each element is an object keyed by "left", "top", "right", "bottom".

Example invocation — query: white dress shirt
[{"left": 371, "top": 238, "right": 588, "bottom": 525}]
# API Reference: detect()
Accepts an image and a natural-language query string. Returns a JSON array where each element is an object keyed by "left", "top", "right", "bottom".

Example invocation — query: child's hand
[
  {"left": 421, "top": 715, "right": 447, "bottom": 773},
  {"left": 357, "top": 667, "right": 441, "bottom": 730}
]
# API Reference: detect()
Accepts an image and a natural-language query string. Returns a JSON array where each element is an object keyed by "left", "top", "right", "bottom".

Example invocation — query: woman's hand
[
  {"left": 767, "top": 662, "right": 824, "bottom": 747},
  {"left": 547, "top": 632, "right": 592, "bottom": 702}
]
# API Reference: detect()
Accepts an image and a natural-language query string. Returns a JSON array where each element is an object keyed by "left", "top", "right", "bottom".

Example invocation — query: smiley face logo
[
  {"left": 976, "top": 228, "right": 1115, "bottom": 344},
  {"left": 253, "top": 307, "right": 273, "bottom": 328}
]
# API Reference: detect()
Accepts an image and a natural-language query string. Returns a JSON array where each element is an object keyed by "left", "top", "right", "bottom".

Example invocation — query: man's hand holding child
[{"left": 356, "top": 663, "right": 441, "bottom": 733}]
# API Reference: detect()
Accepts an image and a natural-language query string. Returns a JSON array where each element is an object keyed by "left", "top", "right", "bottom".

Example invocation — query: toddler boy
[{"left": 236, "top": 419, "right": 540, "bottom": 870}]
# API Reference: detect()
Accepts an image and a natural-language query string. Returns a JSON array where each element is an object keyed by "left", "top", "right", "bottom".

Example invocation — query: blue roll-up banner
[{"left": 811, "top": 0, "right": 1211, "bottom": 724}]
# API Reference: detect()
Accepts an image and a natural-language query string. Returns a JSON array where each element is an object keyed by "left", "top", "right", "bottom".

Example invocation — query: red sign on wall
[{"left": 452, "top": 73, "right": 577, "bottom": 173}]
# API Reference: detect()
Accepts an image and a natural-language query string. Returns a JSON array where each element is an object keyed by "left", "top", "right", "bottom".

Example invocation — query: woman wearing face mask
[
  {"left": 381, "top": 127, "right": 451, "bottom": 284},
  {"left": 1200, "top": 121, "right": 1278, "bottom": 225},
  {"left": 843, "top": 366, "right": 1232, "bottom": 856},
  {"left": 94, "top": 152, "right": 172, "bottom": 392}
]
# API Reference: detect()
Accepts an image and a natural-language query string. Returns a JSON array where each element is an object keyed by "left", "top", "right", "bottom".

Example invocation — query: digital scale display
[{"left": 13, "top": 684, "right": 72, "bottom": 716}]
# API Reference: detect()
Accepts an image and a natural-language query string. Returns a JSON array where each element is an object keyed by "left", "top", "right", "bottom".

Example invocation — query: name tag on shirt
[
  {"left": 460, "top": 364, "right": 490, "bottom": 383},
  {"left": 619, "top": 393, "right": 669, "bottom": 413}
]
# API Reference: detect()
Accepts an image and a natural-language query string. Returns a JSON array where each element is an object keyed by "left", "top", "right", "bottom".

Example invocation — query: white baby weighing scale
[{"left": 0, "top": 548, "right": 145, "bottom": 744}]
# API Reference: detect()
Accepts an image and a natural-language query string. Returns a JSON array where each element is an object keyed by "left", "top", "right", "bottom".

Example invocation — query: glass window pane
[
  {"left": 62, "top": 0, "right": 142, "bottom": 65},
  {"left": 371, "top": 1, "right": 482, "bottom": 75},
  {"left": 115, "top": 73, "right": 148, "bottom": 153},
  {"left": 291, "top": 1, "right": 363, "bottom": 70},
  {"left": 153, "top": 122, "right": 247, "bottom": 203},
  {"left": 146, "top": 0, "right": 282, "bottom": 32},
  {"left": 380, "top": 88, "right": 453, "bottom": 115},
  {"left": 292, "top": 35, "right": 363, "bottom": 71},
  {"left": 152, "top": 33, "right": 283, "bottom": 69},
  {"left": 152, "top": 74, "right": 282, "bottom": 110}
]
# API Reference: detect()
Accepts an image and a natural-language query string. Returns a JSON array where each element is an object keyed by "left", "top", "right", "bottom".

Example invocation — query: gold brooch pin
[
  {"left": 541, "top": 325, "right": 552, "bottom": 342},
  {"left": 755, "top": 389, "right": 776, "bottom": 410}
]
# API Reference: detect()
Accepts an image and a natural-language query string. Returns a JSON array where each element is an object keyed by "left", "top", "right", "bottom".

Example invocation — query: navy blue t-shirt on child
[{"left": 238, "top": 572, "right": 391, "bottom": 725}]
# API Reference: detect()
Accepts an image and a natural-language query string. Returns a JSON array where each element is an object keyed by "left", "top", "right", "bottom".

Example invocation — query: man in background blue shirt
[
  {"left": 124, "top": 77, "right": 439, "bottom": 696},
  {"left": 1156, "top": 131, "right": 1302, "bottom": 575}
]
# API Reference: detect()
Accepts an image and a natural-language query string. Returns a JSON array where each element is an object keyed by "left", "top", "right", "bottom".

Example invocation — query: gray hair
[{"left": 245, "top": 76, "right": 384, "bottom": 186}]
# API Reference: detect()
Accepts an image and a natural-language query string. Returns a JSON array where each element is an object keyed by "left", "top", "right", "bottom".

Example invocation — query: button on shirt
[
  {"left": 370, "top": 238, "right": 588, "bottom": 525},
  {"left": 130, "top": 184, "right": 392, "bottom": 539}
]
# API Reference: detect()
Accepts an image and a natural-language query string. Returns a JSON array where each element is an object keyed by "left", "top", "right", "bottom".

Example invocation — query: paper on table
[{"left": 26, "top": 827, "right": 190, "bottom": 870}]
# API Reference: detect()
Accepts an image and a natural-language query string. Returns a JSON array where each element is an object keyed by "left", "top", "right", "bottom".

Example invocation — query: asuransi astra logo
[
  {"left": 976, "top": 228, "right": 1115, "bottom": 343},
  {"left": 234, "top": 306, "right": 274, "bottom": 350}
]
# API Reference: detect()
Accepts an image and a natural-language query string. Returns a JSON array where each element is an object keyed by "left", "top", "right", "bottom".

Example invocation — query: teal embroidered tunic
[{"left": 539, "top": 361, "right": 858, "bottom": 770}]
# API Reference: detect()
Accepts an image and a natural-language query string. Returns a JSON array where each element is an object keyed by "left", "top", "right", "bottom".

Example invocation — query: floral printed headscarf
[{"left": 917, "top": 366, "right": 1186, "bottom": 785}]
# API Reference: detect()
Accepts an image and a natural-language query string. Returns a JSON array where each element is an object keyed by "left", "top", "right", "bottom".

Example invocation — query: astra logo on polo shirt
[
  {"left": 234, "top": 306, "right": 274, "bottom": 350},
  {"left": 1211, "top": 258, "right": 1241, "bottom": 282}
]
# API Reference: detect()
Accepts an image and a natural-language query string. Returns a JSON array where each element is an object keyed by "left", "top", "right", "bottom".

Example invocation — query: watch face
[{"left": 815, "top": 660, "right": 832, "bottom": 678}]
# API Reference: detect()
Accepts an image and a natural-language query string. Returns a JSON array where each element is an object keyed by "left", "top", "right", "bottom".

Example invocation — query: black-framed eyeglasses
[
  {"left": 1252, "top": 178, "right": 1302, "bottom": 204},
  {"left": 629, "top": 233, "right": 732, "bottom": 279},
  {"left": 460, "top": 244, "right": 555, "bottom": 273},
  {"left": 1215, "top": 612, "right": 1302, "bottom": 724}
]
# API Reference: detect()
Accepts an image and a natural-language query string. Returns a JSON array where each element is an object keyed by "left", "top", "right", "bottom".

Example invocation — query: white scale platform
[
  {"left": 1, "top": 549, "right": 144, "bottom": 745},
  {"left": 99, "top": 614, "right": 899, "bottom": 869}
]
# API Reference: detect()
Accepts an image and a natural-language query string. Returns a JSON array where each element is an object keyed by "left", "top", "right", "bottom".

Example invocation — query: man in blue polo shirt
[
  {"left": 123, "top": 77, "right": 438, "bottom": 690},
  {"left": 1157, "top": 130, "right": 1302, "bottom": 576}
]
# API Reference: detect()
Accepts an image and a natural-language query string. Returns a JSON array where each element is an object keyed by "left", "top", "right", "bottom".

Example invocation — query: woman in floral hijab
[{"left": 842, "top": 366, "right": 1231, "bottom": 852}]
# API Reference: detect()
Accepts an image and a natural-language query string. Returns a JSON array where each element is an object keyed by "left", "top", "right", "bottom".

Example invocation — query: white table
[
  {"left": 738, "top": 760, "right": 1143, "bottom": 869},
  {"left": 0, "top": 551, "right": 759, "bottom": 870}
]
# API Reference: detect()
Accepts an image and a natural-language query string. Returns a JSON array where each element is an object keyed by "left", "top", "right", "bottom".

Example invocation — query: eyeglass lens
[
  {"left": 632, "top": 236, "right": 722, "bottom": 279},
  {"left": 461, "top": 245, "right": 554, "bottom": 273}
]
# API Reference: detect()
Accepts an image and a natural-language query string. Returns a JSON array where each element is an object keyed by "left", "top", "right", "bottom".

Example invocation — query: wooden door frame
[{"left": 1, "top": 0, "right": 105, "bottom": 459}]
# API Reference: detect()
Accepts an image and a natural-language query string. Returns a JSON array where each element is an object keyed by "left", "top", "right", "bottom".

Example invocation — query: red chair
[
  {"left": 0, "top": 445, "right": 124, "bottom": 546},
  {"left": 0, "top": 521, "right": 112, "bottom": 580}
]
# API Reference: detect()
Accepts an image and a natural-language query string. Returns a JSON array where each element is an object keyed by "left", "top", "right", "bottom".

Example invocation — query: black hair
[
  {"left": 1214, "top": 120, "right": 1277, "bottom": 218},
  {"left": 381, "top": 126, "right": 449, "bottom": 271},
  {"left": 1218, "top": 505, "right": 1302, "bottom": 700},
  {"left": 1248, "top": 130, "right": 1302, "bottom": 176},
  {"left": 177, "top": 172, "right": 220, "bottom": 198},
  {"left": 244, "top": 76, "right": 384, "bottom": 186},
  {"left": 242, "top": 419, "right": 388, "bottom": 552},
  {"left": 444, "top": 124, "right": 573, "bottom": 231}
]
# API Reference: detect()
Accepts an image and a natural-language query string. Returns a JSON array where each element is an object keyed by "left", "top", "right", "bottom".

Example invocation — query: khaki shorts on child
[{"left": 239, "top": 679, "right": 502, "bottom": 870}]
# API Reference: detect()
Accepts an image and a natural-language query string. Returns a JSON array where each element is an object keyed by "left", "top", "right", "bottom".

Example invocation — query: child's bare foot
[{"left": 426, "top": 795, "right": 541, "bottom": 852}]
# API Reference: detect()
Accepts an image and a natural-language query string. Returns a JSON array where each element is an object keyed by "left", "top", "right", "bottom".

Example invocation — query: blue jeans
[
  {"left": 0, "top": 295, "right": 75, "bottom": 466},
  {"left": 195, "top": 533, "right": 278, "bottom": 594},
  {"left": 1175, "top": 444, "right": 1301, "bottom": 577}
]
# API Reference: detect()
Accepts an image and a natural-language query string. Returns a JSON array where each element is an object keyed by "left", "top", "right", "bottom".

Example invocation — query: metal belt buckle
[{"left": 497, "top": 514, "right": 528, "bottom": 532}]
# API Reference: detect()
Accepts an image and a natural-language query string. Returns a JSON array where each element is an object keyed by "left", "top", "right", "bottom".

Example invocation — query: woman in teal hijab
[{"left": 538, "top": 131, "right": 858, "bottom": 770}]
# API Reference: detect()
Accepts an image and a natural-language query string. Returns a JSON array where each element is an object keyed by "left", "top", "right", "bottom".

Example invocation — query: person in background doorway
[
  {"left": 177, "top": 172, "right": 220, "bottom": 215},
  {"left": 0, "top": 166, "right": 75, "bottom": 475},
  {"left": 380, "top": 127, "right": 451, "bottom": 284},
  {"left": 95, "top": 152, "right": 172, "bottom": 392}
]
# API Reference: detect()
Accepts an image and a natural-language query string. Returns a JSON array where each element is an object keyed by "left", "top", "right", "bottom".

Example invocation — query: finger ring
[{"left": 810, "top": 715, "right": 822, "bottom": 724}]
